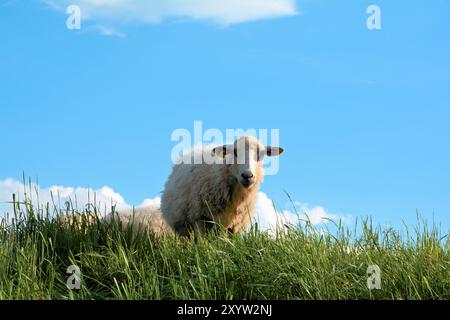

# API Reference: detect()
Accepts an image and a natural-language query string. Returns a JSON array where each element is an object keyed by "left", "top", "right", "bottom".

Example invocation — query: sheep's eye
[
  {"left": 257, "top": 150, "right": 265, "bottom": 162},
  {"left": 256, "top": 146, "right": 264, "bottom": 161}
]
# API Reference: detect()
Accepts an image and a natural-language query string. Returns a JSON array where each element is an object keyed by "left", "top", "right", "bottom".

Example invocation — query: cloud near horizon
[
  {"left": 43, "top": 0, "right": 298, "bottom": 28},
  {"left": 0, "top": 178, "right": 348, "bottom": 233},
  {"left": 254, "top": 192, "right": 351, "bottom": 233}
]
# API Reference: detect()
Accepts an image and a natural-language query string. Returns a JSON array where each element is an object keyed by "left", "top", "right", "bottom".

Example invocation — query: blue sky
[{"left": 0, "top": 0, "right": 449, "bottom": 231}]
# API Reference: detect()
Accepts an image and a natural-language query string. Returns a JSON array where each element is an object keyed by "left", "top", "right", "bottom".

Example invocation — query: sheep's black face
[{"left": 212, "top": 136, "right": 284, "bottom": 189}]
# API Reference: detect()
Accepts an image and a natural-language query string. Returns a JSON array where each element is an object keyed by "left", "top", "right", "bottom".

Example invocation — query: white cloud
[
  {"left": 253, "top": 192, "right": 351, "bottom": 235},
  {"left": 253, "top": 191, "right": 298, "bottom": 232},
  {"left": 93, "top": 25, "right": 126, "bottom": 37},
  {"left": 43, "top": 0, "right": 298, "bottom": 27},
  {"left": 0, "top": 178, "right": 349, "bottom": 233},
  {"left": 139, "top": 197, "right": 161, "bottom": 208},
  {"left": 0, "top": 178, "right": 151, "bottom": 217}
]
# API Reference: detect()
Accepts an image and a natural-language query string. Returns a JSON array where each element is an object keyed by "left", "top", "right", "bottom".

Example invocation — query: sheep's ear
[
  {"left": 265, "top": 146, "right": 284, "bottom": 156},
  {"left": 212, "top": 145, "right": 231, "bottom": 158}
]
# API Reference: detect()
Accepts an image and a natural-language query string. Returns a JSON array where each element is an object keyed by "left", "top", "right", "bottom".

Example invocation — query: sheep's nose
[{"left": 241, "top": 172, "right": 254, "bottom": 180}]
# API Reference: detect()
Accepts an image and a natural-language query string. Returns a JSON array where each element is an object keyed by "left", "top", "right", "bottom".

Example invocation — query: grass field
[{"left": 0, "top": 194, "right": 448, "bottom": 300}]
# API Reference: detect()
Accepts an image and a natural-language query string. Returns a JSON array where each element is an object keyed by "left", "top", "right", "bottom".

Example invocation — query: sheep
[
  {"left": 105, "top": 206, "right": 172, "bottom": 236},
  {"left": 160, "top": 135, "right": 284, "bottom": 237},
  {"left": 60, "top": 206, "right": 172, "bottom": 236}
]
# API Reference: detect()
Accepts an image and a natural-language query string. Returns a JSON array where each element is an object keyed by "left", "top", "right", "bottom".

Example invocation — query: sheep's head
[{"left": 212, "top": 136, "right": 284, "bottom": 189}]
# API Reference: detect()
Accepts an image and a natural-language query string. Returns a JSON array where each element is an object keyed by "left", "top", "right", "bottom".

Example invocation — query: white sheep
[
  {"left": 161, "top": 135, "right": 284, "bottom": 236},
  {"left": 61, "top": 205, "right": 172, "bottom": 236},
  {"left": 106, "top": 206, "right": 172, "bottom": 236}
]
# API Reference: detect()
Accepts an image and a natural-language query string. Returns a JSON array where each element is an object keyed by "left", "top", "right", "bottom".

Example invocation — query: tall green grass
[{"left": 0, "top": 192, "right": 448, "bottom": 300}]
